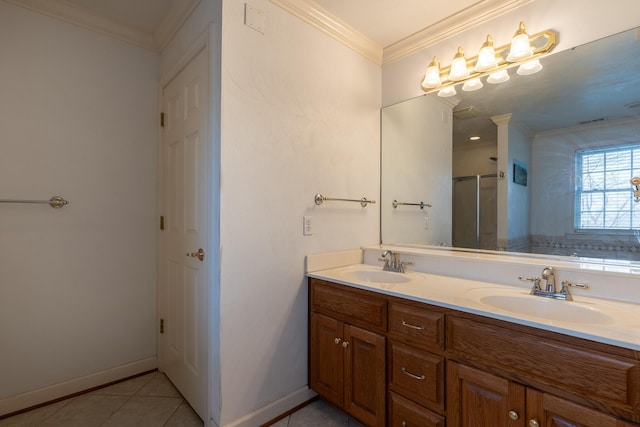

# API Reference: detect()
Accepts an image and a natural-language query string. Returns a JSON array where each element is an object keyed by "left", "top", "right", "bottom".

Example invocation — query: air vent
[
  {"left": 578, "top": 117, "right": 606, "bottom": 125},
  {"left": 625, "top": 100, "right": 640, "bottom": 109},
  {"left": 453, "top": 106, "right": 479, "bottom": 119}
]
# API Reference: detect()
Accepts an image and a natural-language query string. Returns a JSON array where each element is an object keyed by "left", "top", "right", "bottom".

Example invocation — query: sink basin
[
  {"left": 339, "top": 269, "right": 411, "bottom": 284},
  {"left": 477, "top": 293, "right": 615, "bottom": 324}
]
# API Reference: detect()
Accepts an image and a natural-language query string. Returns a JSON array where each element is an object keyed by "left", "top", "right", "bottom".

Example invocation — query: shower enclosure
[{"left": 452, "top": 174, "right": 498, "bottom": 250}]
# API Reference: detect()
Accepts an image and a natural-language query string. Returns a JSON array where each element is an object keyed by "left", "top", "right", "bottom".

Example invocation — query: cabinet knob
[
  {"left": 334, "top": 338, "right": 341, "bottom": 345},
  {"left": 508, "top": 410, "right": 519, "bottom": 420},
  {"left": 401, "top": 422, "right": 407, "bottom": 427},
  {"left": 342, "top": 341, "right": 349, "bottom": 348},
  {"left": 528, "top": 420, "right": 540, "bottom": 427}
]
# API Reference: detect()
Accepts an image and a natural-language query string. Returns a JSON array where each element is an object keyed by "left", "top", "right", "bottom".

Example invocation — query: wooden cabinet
[
  {"left": 308, "top": 278, "right": 640, "bottom": 426},
  {"left": 309, "top": 281, "right": 386, "bottom": 426},
  {"left": 448, "top": 361, "right": 638, "bottom": 427}
]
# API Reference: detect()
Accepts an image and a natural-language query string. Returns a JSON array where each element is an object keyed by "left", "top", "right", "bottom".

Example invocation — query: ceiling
[{"left": 4, "top": 0, "right": 202, "bottom": 51}]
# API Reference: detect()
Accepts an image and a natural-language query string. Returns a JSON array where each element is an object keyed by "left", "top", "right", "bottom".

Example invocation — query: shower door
[{"left": 452, "top": 174, "right": 497, "bottom": 250}]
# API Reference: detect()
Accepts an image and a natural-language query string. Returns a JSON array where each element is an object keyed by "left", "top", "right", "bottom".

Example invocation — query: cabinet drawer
[
  {"left": 389, "top": 302, "right": 445, "bottom": 351},
  {"left": 310, "top": 279, "right": 387, "bottom": 332},
  {"left": 389, "top": 392, "right": 445, "bottom": 427},
  {"left": 389, "top": 342, "right": 445, "bottom": 411},
  {"left": 448, "top": 316, "right": 640, "bottom": 412}
]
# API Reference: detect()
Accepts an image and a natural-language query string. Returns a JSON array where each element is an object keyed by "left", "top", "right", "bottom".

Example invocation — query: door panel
[
  {"left": 161, "top": 47, "right": 208, "bottom": 419},
  {"left": 447, "top": 361, "right": 525, "bottom": 427},
  {"left": 344, "top": 324, "right": 386, "bottom": 427},
  {"left": 309, "top": 313, "right": 344, "bottom": 407}
]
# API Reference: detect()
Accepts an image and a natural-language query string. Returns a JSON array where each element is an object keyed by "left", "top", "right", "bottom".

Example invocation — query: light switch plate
[{"left": 303, "top": 216, "right": 313, "bottom": 236}]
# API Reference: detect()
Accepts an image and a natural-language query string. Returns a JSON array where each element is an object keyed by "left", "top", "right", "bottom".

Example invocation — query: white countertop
[{"left": 308, "top": 264, "right": 640, "bottom": 351}]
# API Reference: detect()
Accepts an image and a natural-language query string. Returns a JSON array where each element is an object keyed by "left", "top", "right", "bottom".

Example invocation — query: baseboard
[
  {"left": 0, "top": 356, "right": 157, "bottom": 417},
  {"left": 223, "top": 386, "right": 317, "bottom": 427}
]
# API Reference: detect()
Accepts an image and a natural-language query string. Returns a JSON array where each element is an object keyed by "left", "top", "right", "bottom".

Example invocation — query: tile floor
[
  {"left": 0, "top": 372, "right": 361, "bottom": 427},
  {"left": 0, "top": 372, "right": 202, "bottom": 427},
  {"left": 269, "top": 398, "right": 365, "bottom": 427}
]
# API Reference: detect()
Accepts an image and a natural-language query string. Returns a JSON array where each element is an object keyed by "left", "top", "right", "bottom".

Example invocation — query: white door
[{"left": 161, "top": 47, "right": 208, "bottom": 419}]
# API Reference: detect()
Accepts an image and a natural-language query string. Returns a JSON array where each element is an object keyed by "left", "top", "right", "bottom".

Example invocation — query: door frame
[{"left": 157, "top": 24, "right": 219, "bottom": 425}]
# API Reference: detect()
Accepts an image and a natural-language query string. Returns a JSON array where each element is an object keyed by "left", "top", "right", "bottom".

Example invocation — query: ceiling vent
[
  {"left": 453, "top": 106, "right": 480, "bottom": 119},
  {"left": 625, "top": 100, "right": 640, "bottom": 109}
]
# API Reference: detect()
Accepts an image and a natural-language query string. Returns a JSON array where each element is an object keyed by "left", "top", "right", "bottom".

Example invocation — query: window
[{"left": 575, "top": 144, "right": 640, "bottom": 230}]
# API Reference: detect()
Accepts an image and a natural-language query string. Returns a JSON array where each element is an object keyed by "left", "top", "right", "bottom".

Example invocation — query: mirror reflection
[{"left": 381, "top": 27, "right": 640, "bottom": 261}]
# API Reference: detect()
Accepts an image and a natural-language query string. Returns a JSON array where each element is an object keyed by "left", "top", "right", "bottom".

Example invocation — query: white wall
[
  {"left": 382, "top": 95, "right": 452, "bottom": 245},
  {"left": 382, "top": 0, "right": 640, "bottom": 107},
  {"left": 219, "top": 0, "right": 380, "bottom": 424},
  {"left": 0, "top": 1, "right": 159, "bottom": 414}
]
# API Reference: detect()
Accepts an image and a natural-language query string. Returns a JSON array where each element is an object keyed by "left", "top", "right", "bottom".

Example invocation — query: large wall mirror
[{"left": 382, "top": 26, "right": 640, "bottom": 262}]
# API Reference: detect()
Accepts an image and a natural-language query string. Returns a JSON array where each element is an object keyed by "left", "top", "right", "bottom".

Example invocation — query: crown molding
[
  {"left": 269, "top": 0, "right": 383, "bottom": 65},
  {"left": 270, "top": 0, "right": 533, "bottom": 66},
  {"left": 382, "top": 0, "right": 534, "bottom": 64},
  {"left": 4, "top": 0, "right": 201, "bottom": 52}
]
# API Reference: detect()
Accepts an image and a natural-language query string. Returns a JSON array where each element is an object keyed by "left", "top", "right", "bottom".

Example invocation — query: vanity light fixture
[
  {"left": 506, "top": 21, "right": 534, "bottom": 62},
  {"left": 462, "top": 77, "right": 483, "bottom": 91},
  {"left": 420, "top": 22, "right": 556, "bottom": 97},
  {"left": 474, "top": 35, "right": 499, "bottom": 72},
  {"left": 469, "top": 136, "right": 481, "bottom": 141},
  {"left": 517, "top": 59, "right": 543, "bottom": 75},
  {"left": 421, "top": 56, "right": 442, "bottom": 88},
  {"left": 449, "top": 47, "right": 470, "bottom": 81}
]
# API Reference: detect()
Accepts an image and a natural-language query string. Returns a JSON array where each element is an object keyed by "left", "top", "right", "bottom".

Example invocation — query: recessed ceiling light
[{"left": 470, "top": 136, "right": 481, "bottom": 141}]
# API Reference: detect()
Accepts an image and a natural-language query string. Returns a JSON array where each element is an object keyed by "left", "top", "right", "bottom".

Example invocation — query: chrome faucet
[
  {"left": 378, "top": 250, "right": 413, "bottom": 273},
  {"left": 541, "top": 267, "right": 556, "bottom": 292},
  {"left": 518, "top": 267, "right": 588, "bottom": 301}
]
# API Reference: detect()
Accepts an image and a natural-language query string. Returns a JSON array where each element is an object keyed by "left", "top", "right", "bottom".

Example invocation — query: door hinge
[
  {"left": 160, "top": 215, "right": 165, "bottom": 230},
  {"left": 160, "top": 318, "right": 165, "bottom": 334},
  {"left": 160, "top": 112, "right": 165, "bottom": 128}
]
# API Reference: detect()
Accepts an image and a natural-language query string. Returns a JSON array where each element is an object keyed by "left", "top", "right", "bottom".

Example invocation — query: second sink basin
[
  {"left": 339, "top": 269, "right": 411, "bottom": 284},
  {"left": 477, "top": 293, "right": 615, "bottom": 325}
]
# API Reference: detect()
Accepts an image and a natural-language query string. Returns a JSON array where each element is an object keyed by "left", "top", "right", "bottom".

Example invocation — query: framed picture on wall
[{"left": 513, "top": 160, "right": 527, "bottom": 186}]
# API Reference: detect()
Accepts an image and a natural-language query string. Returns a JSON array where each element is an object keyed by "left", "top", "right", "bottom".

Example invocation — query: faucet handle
[
  {"left": 561, "top": 280, "right": 589, "bottom": 290},
  {"left": 519, "top": 276, "right": 541, "bottom": 290}
]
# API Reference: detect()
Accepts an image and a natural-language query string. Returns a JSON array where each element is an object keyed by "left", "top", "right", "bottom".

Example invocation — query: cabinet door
[
  {"left": 447, "top": 361, "right": 526, "bottom": 427},
  {"left": 526, "top": 388, "right": 635, "bottom": 427},
  {"left": 343, "top": 324, "right": 386, "bottom": 427},
  {"left": 309, "top": 312, "right": 344, "bottom": 408}
]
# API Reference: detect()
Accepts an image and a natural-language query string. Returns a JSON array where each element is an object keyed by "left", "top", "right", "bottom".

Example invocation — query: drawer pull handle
[
  {"left": 401, "top": 367, "right": 426, "bottom": 380},
  {"left": 334, "top": 338, "right": 341, "bottom": 345},
  {"left": 342, "top": 341, "right": 349, "bottom": 348},
  {"left": 529, "top": 420, "right": 540, "bottom": 427},
  {"left": 508, "top": 410, "right": 519, "bottom": 420},
  {"left": 401, "top": 320, "right": 424, "bottom": 330}
]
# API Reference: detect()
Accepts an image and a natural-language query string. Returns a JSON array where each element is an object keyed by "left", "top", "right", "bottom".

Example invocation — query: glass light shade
[
  {"left": 437, "top": 86, "right": 457, "bottom": 98},
  {"left": 462, "top": 78, "right": 483, "bottom": 92},
  {"left": 506, "top": 22, "right": 533, "bottom": 62},
  {"left": 487, "top": 69, "right": 510, "bottom": 84},
  {"left": 474, "top": 35, "right": 498, "bottom": 72},
  {"left": 421, "top": 56, "right": 442, "bottom": 88},
  {"left": 448, "top": 47, "right": 469, "bottom": 81},
  {"left": 517, "top": 59, "right": 543, "bottom": 75}
]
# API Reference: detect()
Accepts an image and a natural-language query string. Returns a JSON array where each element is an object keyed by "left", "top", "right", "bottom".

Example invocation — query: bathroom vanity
[{"left": 307, "top": 259, "right": 640, "bottom": 427}]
